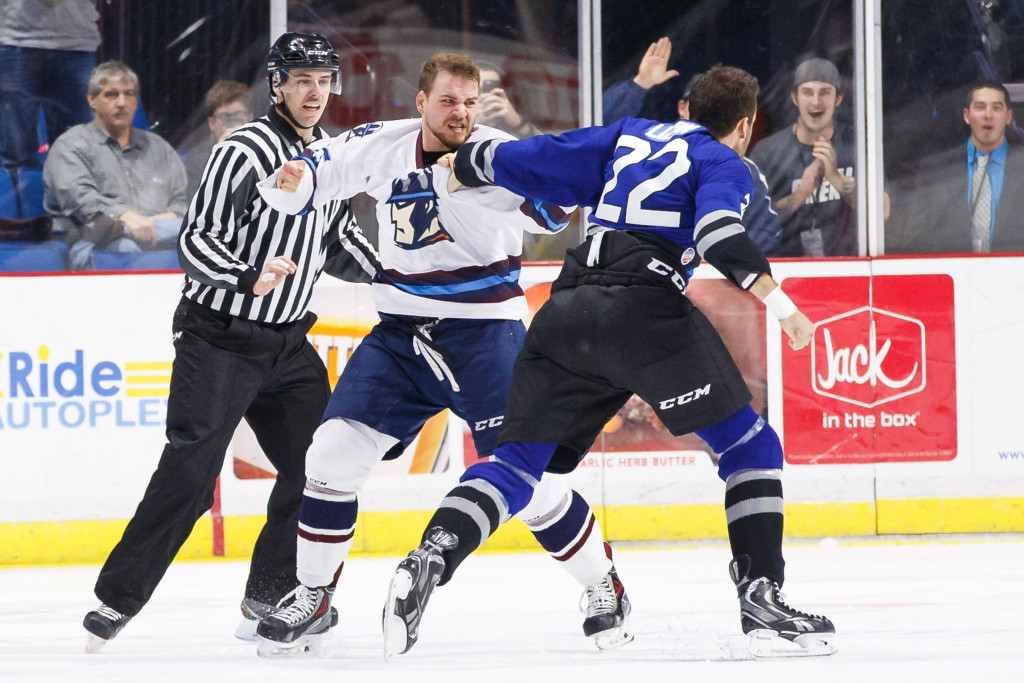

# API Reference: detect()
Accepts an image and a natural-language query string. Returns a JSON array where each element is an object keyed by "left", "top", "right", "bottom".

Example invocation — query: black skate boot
[
  {"left": 255, "top": 585, "right": 335, "bottom": 657},
  {"left": 729, "top": 555, "right": 836, "bottom": 657},
  {"left": 581, "top": 566, "right": 634, "bottom": 650},
  {"left": 236, "top": 591, "right": 339, "bottom": 642},
  {"left": 83, "top": 604, "right": 132, "bottom": 653},
  {"left": 383, "top": 527, "right": 457, "bottom": 658}
]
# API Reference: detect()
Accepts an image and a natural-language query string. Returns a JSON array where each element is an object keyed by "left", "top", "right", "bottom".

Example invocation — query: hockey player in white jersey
[{"left": 252, "top": 53, "right": 631, "bottom": 656}]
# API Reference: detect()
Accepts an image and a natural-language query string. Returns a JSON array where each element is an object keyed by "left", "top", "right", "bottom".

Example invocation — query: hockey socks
[
  {"left": 422, "top": 478, "right": 507, "bottom": 584},
  {"left": 520, "top": 486, "right": 611, "bottom": 585},
  {"left": 724, "top": 468, "right": 785, "bottom": 586},
  {"left": 295, "top": 484, "right": 357, "bottom": 587}
]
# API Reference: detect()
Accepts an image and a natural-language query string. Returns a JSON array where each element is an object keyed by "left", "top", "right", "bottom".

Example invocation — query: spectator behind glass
[
  {"left": 750, "top": 57, "right": 887, "bottom": 257},
  {"left": 0, "top": 0, "right": 100, "bottom": 171},
  {"left": 889, "top": 80, "right": 1024, "bottom": 254},
  {"left": 475, "top": 60, "right": 540, "bottom": 139},
  {"left": 42, "top": 61, "right": 187, "bottom": 270},
  {"left": 602, "top": 36, "right": 679, "bottom": 124},
  {"left": 183, "top": 80, "right": 253, "bottom": 198}
]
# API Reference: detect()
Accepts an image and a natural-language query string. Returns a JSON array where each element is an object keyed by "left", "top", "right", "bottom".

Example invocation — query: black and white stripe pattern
[
  {"left": 724, "top": 469, "right": 784, "bottom": 525},
  {"left": 694, "top": 208, "right": 746, "bottom": 256},
  {"left": 179, "top": 107, "right": 378, "bottom": 324},
  {"left": 452, "top": 139, "right": 505, "bottom": 188}
]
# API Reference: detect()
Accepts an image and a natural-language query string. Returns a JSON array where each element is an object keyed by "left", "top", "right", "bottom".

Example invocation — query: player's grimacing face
[{"left": 417, "top": 72, "right": 479, "bottom": 151}]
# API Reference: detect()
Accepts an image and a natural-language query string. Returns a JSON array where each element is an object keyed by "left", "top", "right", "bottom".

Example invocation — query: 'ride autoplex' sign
[{"left": 780, "top": 275, "right": 956, "bottom": 464}]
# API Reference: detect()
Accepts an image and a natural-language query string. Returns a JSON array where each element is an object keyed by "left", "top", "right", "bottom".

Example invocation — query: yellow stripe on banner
[
  {"left": 126, "top": 388, "right": 171, "bottom": 397},
  {"left": 125, "top": 375, "right": 172, "bottom": 384},
  {"left": 3, "top": 498, "right": 1022, "bottom": 566},
  {"left": 124, "top": 362, "right": 173, "bottom": 371}
]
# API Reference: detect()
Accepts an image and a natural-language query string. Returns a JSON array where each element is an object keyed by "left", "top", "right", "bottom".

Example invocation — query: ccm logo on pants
[
  {"left": 474, "top": 416, "right": 504, "bottom": 431},
  {"left": 659, "top": 384, "right": 711, "bottom": 410}
]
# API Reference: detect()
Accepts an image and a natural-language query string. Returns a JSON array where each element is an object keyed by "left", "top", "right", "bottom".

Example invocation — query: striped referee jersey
[{"left": 179, "top": 106, "right": 379, "bottom": 324}]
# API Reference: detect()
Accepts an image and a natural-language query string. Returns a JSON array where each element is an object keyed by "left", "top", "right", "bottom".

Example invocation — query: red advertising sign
[{"left": 781, "top": 275, "right": 956, "bottom": 464}]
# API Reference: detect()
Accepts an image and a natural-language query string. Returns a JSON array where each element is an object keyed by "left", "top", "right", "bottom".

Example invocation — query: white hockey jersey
[{"left": 257, "top": 118, "right": 570, "bottom": 319}]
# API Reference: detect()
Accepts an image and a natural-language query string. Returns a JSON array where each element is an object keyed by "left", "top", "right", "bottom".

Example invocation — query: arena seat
[
  {"left": 16, "top": 169, "right": 45, "bottom": 218},
  {"left": 0, "top": 170, "right": 18, "bottom": 219},
  {"left": 0, "top": 239, "right": 68, "bottom": 272},
  {"left": 93, "top": 249, "right": 180, "bottom": 271}
]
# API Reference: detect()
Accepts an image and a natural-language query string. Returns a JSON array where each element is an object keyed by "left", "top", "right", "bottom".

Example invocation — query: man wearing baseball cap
[{"left": 750, "top": 57, "right": 874, "bottom": 257}]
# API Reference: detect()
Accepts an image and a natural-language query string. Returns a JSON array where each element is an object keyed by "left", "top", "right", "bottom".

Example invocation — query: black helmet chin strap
[{"left": 274, "top": 101, "right": 316, "bottom": 131}]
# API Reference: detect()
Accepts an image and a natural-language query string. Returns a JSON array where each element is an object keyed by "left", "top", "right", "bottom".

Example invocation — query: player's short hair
[
  {"left": 419, "top": 53, "right": 480, "bottom": 95},
  {"left": 88, "top": 61, "right": 139, "bottom": 98},
  {"left": 965, "top": 79, "right": 1011, "bottom": 109},
  {"left": 205, "top": 80, "right": 251, "bottom": 117},
  {"left": 687, "top": 65, "right": 759, "bottom": 140}
]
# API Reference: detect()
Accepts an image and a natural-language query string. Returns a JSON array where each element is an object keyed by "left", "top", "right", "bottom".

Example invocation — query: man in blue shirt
[{"left": 890, "top": 79, "right": 1024, "bottom": 254}]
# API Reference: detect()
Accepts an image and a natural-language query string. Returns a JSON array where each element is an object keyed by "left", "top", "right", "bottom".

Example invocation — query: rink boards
[{"left": 1, "top": 255, "right": 1023, "bottom": 564}]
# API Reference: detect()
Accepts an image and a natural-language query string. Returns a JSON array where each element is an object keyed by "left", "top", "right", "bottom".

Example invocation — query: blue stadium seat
[
  {"left": 16, "top": 169, "right": 45, "bottom": 218},
  {"left": 93, "top": 249, "right": 180, "bottom": 271},
  {"left": 0, "top": 170, "right": 17, "bottom": 219},
  {"left": 0, "top": 240, "right": 68, "bottom": 272}
]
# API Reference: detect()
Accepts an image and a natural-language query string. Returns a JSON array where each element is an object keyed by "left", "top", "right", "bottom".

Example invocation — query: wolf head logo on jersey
[{"left": 386, "top": 167, "right": 454, "bottom": 250}]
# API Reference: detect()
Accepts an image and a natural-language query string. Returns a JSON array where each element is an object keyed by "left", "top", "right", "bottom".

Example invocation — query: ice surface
[{"left": 1, "top": 536, "right": 1022, "bottom": 682}]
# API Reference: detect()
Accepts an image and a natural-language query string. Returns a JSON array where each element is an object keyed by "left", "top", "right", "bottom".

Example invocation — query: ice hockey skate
[
  {"left": 383, "top": 527, "right": 457, "bottom": 658},
  {"left": 581, "top": 566, "right": 634, "bottom": 650},
  {"left": 83, "top": 604, "right": 132, "bottom": 653},
  {"left": 255, "top": 585, "right": 335, "bottom": 657},
  {"left": 729, "top": 556, "right": 836, "bottom": 658},
  {"left": 236, "top": 592, "right": 340, "bottom": 642}
]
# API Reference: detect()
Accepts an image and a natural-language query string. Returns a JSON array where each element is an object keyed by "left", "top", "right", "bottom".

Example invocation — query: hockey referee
[{"left": 83, "top": 33, "right": 379, "bottom": 652}]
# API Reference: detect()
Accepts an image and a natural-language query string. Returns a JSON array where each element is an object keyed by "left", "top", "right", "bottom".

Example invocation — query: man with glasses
[{"left": 183, "top": 80, "right": 253, "bottom": 198}]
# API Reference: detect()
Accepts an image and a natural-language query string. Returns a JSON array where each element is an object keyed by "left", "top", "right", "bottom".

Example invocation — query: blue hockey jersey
[{"left": 453, "top": 117, "right": 770, "bottom": 289}]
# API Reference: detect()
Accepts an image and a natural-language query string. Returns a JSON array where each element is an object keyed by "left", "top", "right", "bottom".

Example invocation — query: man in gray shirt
[
  {"left": 0, "top": 0, "right": 101, "bottom": 171},
  {"left": 43, "top": 60, "right": 187, "bottom": 269}
]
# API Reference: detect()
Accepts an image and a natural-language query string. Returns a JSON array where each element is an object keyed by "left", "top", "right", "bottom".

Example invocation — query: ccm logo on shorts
[
  {"left": 658, "top": 384, "right": 711, "bottom": 410},
  {"left": 474, "top": 416, "right": 504, "bottom": 431}
]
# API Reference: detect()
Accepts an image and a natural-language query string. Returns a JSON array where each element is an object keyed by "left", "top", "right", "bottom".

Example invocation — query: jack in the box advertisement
[{"left": 780, "top": 274, "right": 957, "bottom": 464}]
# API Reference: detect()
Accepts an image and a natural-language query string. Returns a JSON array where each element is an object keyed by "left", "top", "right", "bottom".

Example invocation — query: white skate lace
[
  {"left": 95, "top": 604, "right": 126, "bottom": 621},
  {"left": 271, "top": 586, "right": 320, "bottom": 626},
  {"left": 581, "top": 575, "right": 617, "bottom": 617},
  {"left": 770, "top": 583, "right": 826, "bottom": 621}
]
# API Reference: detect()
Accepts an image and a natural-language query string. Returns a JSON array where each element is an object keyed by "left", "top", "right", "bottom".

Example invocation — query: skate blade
[
  {"left": 234, "top": 617, "right": 258, "bottom": 642},
  {"left": 593, "top": 619, "right": 635, "bottom": 651},
  {"left": 85, "top": 633, "right": 109, "bottom": 654},
  {"left": 383, "top": 568, "right": 413, "bottom": 659},
  {"left": 256, "top": 632, "right": 325, "bottom": 658},
  {"left": 748, "top": 629, "right": 837, "bottom": 658}
]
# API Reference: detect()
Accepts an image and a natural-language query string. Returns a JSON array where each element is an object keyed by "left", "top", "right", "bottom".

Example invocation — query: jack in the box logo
[
  {"left": 780, "top": 275, "right": 956, "bottom": 465},
  {"left": 812, "top": 306, "right": 925, "bottom": 409}
]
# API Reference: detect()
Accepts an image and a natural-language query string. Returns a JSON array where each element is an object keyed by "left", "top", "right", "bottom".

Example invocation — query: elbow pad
[
  {"left": 452, "top": 139, "right": 505, "bottom": 187},
  {"left": 701, "top": 230, "right": 772, "bottom": 290}
]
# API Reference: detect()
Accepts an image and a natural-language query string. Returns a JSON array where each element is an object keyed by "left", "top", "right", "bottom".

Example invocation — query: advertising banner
[{"left": 781, "top": 274, "right": 957, "bottom": 464}]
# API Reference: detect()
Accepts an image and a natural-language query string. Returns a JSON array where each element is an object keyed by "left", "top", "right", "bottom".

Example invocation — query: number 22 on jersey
[{"left": 594, "top": 135, "right": 691, "bottom": 228}]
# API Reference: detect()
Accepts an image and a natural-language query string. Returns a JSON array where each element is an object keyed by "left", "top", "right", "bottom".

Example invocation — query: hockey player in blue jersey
[
  {"left": 252, "top": 53, "right": 634, "bottom": 656},
  {"left": 385, "top": 66, "right": 836, "bottom": 659}
]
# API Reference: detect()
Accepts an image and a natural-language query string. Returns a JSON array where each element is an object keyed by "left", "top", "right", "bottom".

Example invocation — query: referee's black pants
[{"left": 94, "top": 298, "right": 331, "bottom": 617}]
